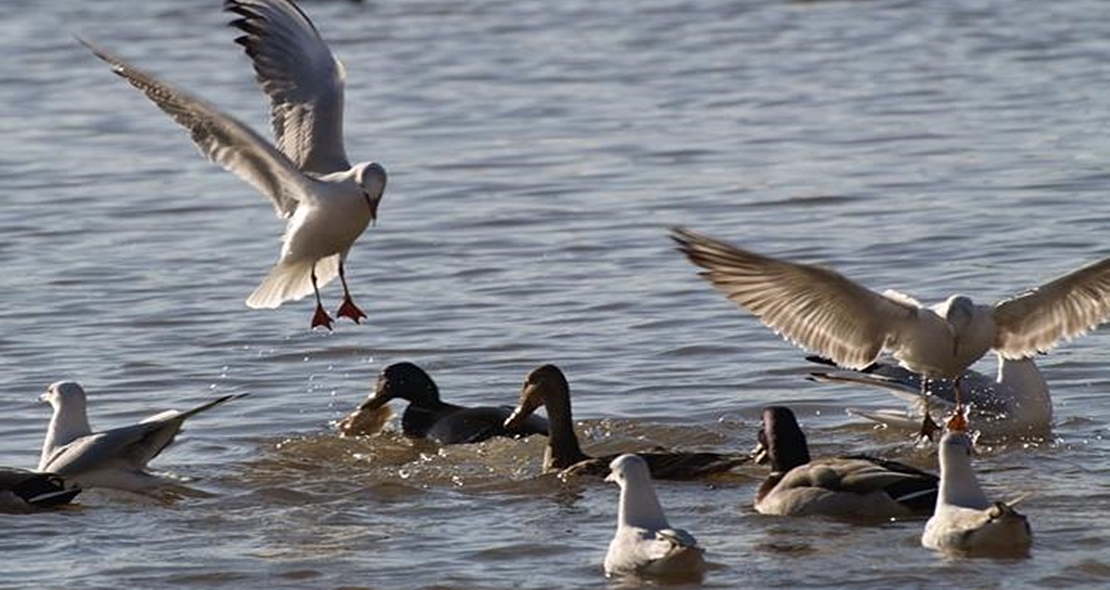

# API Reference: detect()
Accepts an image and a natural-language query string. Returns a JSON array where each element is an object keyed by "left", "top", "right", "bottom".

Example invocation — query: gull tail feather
[{"left": 246, "top": 255, "right": 339, "bottom": 309}]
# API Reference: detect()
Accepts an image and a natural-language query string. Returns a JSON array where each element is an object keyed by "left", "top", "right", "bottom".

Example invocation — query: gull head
[
  {"left": 504, "top": 364, "right": 567, "bottom": 430},
  {"left": 355, "top": 162, "right": 387, "bottom": 222},
  {"left": 40, "top": 381, "right": 87, "bottom": 411},
  {"left": 606, "top": 453, "right": 650, "bottom": 485},
  {"left": 938, "top": 430, "right": 975, "bottom": 463},
  {"left": 360, "top": 362, "right": 438, "bottom": 412}
]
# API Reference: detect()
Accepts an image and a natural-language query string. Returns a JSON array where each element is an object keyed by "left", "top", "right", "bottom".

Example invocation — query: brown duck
[{"left": 504, "top": 364, "right": 748, "bottom": 480}]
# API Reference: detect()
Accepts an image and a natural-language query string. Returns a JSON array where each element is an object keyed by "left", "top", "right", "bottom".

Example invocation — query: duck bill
[
  {"left": 750, "top": 440, "right": 769, "bottom": 465},
  {"left": 357, "top": 378, "right": 392, "bottom": 411},
  {"left": 504, "top": 383, "right": 543, "bottom": 430}
]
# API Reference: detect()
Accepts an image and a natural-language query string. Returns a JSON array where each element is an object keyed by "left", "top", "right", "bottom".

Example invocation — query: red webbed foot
[
  {"left": 312, "top": 304, "right": 335, "bottom": 330},
  {"left": 336, "top": 296, "right": 367, "bottom": 324}
]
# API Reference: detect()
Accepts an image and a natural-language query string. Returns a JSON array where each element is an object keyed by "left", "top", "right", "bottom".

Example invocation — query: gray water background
[{"left": 2, "top": 0, "right": 1110, "bottom": 588}]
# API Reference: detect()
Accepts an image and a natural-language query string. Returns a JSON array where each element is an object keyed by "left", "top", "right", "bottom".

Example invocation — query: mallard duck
[
  {"left": 807, "top": 352, "right": 1052, "bottom": 440},
  {"left": 921, "top": 418, "right": 1032, "bottom": 557},
  {"left": 338, "top": 362, "right": 548, "bottom": 444},
  {"left": 38, "top": 381, "right": 246, "bottom": 491},
  {"left": 673, "top": 227, "right": 1110, "bottom": 437},
  {"left": 0, "top": 467, "right": 80, "bottom": 511},
  {"left": 753, "top": 406, "right": 937, "bottom": 518},
  {"left": 604, "top": 454, "right": 706, "bottom": 580},
  {"left": 504, "top": 364, "right": 748, "bottom": 480}
]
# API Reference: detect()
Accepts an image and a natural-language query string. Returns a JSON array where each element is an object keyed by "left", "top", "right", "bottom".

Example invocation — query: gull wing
[
  {"left": 40, "top": 421, "right": 181, "bottom": 477},
  {"left": 81, "top": 39, "right": 311, "bottom": 218},
  {"left": 993, "top": 256, "right": 1110, "bottom": 357},
  {"left": 227, "top": 0, "right": 352, "bottom": 174},
  {"left": 40, "top": 393, "right": 247, "bottom": 476},
  {"left": 672, "top": 228, "right": 918, "bottom": 370}
]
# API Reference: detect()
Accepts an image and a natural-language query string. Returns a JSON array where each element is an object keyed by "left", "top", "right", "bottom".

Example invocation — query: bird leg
[
  {"left": 917, "top": 377, "right": 941, "bottom": 443},
  {"left": 310, "top": 266, "right": 334, "bottom": 330},
  {"left": 335, "top": 262, "right": 367, "bottom": 324}
]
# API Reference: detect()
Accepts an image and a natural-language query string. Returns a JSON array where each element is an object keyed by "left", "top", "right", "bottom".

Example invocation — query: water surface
[{"left": 2, "top": 0, "right": 1110, "bottom": 588}]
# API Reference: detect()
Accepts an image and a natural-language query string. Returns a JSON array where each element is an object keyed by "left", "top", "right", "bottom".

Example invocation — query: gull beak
[{"left": 604, "top": 471, "right": 618, "bottom": 483}]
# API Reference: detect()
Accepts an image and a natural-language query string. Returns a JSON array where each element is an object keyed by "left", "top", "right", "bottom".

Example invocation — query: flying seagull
[
  {"left": 673, "top": 227, "right": 1110, "bottom": 437},
  {"left": 82, "top": 0, "right": 387, "bottom": 330}
]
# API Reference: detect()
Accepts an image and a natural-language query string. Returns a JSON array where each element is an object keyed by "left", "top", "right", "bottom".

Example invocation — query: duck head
[
  {"left": 752, "top": 406, "right": 811, "bottom": 473},
  {"left": 504, "top": 364, "right": 567, "bottom": 430},
  {"left": 358, "top": 362, "right": 440, "bottom": 412}
]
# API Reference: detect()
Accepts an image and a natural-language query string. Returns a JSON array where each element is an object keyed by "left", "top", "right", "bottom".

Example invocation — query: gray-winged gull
[
  {"left": 673, "top": 227, "right": 1110, "bottom": 437},
  {"left": 81, "top": 0, "right": 387, "bottom": 330},
  {"left": 37, "top": 381, "right": 246, "bottom": 492}
]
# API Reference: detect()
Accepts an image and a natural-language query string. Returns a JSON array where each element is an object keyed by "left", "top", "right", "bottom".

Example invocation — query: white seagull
[
  {"left": 603, "top": 454, "right": 707, "bottom": 580},
  {"left": 82, "top": 0, "right": 387, "bottom": 330},
  {"left": 922, "top": 420, "right": 1032, "bottom": 557},
  {"left": 807, "top": 352, "right": 1052, "bottom": 440},
  {"left": 673, "top": 227, "right": 1110, "bottom": 436},
  {"left": 37, "top": 381, "right": 247, "bottom": 492}
]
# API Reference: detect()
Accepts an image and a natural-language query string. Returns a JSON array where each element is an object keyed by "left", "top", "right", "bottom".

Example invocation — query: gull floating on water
[
  {"left": 922, "top": 420, "right": 1032, "bottom": 557},
  {"left": 807, "top": 352, "right": 1052, "bottom": 440},
  {"left": 504, "top": 365, "right": 749, "bottom": 480},
  {"left": 673, "top": 227, "right": 1110, "bottom": 436},
  {"left": 337, "top": 361, "right": 549, "bottom": 444},
  {"left": 37, "top": 381, "right": 246, "bottom": 492},
  {"left": 82, "top": 0, "right": 387, "bottom": 330},
  {"left": 0, "top": 467, "right": 80, "bottom": 511},
  {"left": 603, "top": 454, "right": 707, "bottom": 580},
  {"left": 753, "top": 406, "right": 938, "bottom": 518}
]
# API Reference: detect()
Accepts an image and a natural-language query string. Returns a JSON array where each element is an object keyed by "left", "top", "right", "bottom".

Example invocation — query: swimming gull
[
  {"left": 807, "top": 352, "right": 1052, "bottom": 440},
  {"left": 37, "top": 381, "right": 247, "bottom": 492},
  {"left": 603, "top": 454, "right": 707, "bottom": 580},
  {"left": 673, "top": 227, "right": 1110, "bottom": 437},
  {"left": 81, "top": 0, "right": 387, "bottom": 330},
  {"left": 921, "top": 416, "right": 1032, "bottom": 557}
]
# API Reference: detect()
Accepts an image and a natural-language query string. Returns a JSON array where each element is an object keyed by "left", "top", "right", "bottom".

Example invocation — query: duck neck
[
  {"left": 543, "top": 388, "right": 589, "bottom": 470},
  {"left": 617, "top": 482, "right": 669, "bottom": 531},
  {"left": 38, "top": 403, "right": 91, "bottom": 470}
]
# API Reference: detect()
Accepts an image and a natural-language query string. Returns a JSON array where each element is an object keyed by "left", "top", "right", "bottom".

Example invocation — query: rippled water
[{"left": 3, "top": 0, "right": 1110, "bottom": 587}]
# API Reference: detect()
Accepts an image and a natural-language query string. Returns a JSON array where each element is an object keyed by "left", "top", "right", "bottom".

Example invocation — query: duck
[
  {"left": 0, "top": 467, "right": 80, "bottom": 511},
  {"left": 603, "top": 454, "right": 707, "bottom": 580},
  {"left": 37, "top": 381, "right": 247, "bottom": 492},
  {"left": 753, "top": 406, "right": 938, "bottom": 518},
  {"left": 337, "top": 362, "right": 549, "bottom": 444},
  {"left": 806, "top": 352, "right": 1051, "bottom": 440},
  {"left": 673, "top": 227, "right": 1110, "bottom": 437},
  {"left": 503, "top": 364, "right": 749, "bottom": 480},
  {"left": 921, "top": 414, "right": 1032, "bottom": 557}
]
